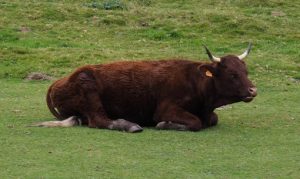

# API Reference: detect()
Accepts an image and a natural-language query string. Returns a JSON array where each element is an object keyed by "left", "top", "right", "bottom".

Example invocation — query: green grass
[{"left": 0, "top": 0, "right": 299, "bottom": 178}]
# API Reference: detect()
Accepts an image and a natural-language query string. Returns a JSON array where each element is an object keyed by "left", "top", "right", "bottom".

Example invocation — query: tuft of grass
[
  {"left": 140, "top": 27, "right": 183, "bottom": 40},
  {"left": 0, "top": 29, "right": 19, "bottom": 42}
]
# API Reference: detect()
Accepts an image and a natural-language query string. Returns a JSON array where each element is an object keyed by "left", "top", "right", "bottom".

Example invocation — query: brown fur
[{"left": 44, "top": 56, "right": 256, "bottom": 132}]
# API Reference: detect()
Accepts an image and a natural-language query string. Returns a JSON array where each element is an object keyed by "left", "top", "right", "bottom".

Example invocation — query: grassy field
[{"left": 0, "top": 0, "right": 299, "bottom": 178}]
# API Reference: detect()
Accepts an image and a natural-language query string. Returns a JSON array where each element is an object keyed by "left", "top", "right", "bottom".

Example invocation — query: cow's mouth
[
  {"left": 242, "top": 96, "right": 254, "bottom": 102},
  {"left": 241, "top": 87, "right": 257, "bottom": 102}
]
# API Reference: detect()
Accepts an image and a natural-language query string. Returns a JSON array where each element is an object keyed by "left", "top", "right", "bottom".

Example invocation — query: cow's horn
[
  {"left": 203, "top": 45, "right": 221, "bottom": 62},
  {"left": 238, "top": 43, "right": 252, "bottom": 60}
]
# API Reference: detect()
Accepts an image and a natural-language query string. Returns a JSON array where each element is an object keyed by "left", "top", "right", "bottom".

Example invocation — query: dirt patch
[
  {"left": 25, "top": 72, "right": 53, "bottom": 81},
  {"left": 19, "top": 26, "right": 31, "bottom": 33},
  {"left": 290, "top": 78, "right": 300, "bottom": 83},
  {"left": 271, "top": 11, "right": 286, "bottom": 17}
]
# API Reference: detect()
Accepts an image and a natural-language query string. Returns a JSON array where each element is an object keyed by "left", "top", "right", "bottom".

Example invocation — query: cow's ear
[{"left": 198, "top": 64, "right": 216, "bottom": 78}]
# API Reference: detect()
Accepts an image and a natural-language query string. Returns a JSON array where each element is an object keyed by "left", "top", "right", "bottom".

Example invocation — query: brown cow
[{"left": 34, "top": 44, "right": 257, "bottom": 132}]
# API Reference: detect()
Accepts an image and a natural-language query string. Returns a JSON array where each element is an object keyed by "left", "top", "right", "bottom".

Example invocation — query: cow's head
[{"left": 199, "top": 43, "right": 257, "bottom": 103}]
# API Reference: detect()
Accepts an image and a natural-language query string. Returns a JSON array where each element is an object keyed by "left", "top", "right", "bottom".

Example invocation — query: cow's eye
[{"left": 230, "top": 74, "right": 238, "bottom": 79}]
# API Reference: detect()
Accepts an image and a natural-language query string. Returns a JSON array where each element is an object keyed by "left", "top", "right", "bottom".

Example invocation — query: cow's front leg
[
  {"left": 202, "top": 112, "right": 218, "bottom": 128},
  {"left": 154, "top": 103, "right": 203, "bottom": 131},
  {"left": 208, "top": 112, "right": 218, "bottom": 127}
]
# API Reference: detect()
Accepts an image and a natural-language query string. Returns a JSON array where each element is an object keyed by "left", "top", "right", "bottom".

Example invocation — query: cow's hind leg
[
  {"left": 108, "top": 119, "right": 143, "bottom": 133},
  {"left": 86, "top": 113, "right": 143, "bottom": 133},
  {"left": 75, "top": 71, "right": 143, "bottom": 133},
  {"left": 111, "top": 119, "right": 143, "bottom": 132}
]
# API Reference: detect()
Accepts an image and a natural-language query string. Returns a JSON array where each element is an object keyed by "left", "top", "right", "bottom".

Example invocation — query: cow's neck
[
  {"left": 202, "top": 78, "right": 237, "bottom": 110},
  {"left": 213, "top": 96, "right": 236, "bottom": 109}
]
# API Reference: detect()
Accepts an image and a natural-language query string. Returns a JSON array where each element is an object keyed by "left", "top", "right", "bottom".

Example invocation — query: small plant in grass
[
  {"left": 135, "top": 0, "right": 152, "bottom": 6},
  {"left": 84, "top": 0, "right": 127, "bottom": 10},
  {"left": 103, "top": 0, "right": 127, "bottom": 10}
]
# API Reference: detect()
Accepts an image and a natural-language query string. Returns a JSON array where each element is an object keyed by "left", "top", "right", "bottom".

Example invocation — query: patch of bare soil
[
  {"left": 271, "top": 11, "right": 286, "bottom": 17},
  {"left": 19, "top": 26, "right": 31, "bottom": 33},
  {"left": 25, "top": 72, "right": 53, "bottom": 81}
]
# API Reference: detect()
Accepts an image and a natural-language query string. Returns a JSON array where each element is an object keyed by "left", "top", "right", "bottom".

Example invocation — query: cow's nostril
[{"left": 249, "top": 87, "right": 257, "bottom": 97}]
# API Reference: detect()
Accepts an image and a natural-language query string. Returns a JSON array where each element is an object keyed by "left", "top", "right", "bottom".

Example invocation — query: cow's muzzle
[{"left": 242, "top": 87, "right": 257, "bottom": 102}]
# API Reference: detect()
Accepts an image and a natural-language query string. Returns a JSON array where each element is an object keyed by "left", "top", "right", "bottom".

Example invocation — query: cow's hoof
[
  {"left": 156, "top": 121, "right": 188, "bottom": 131},
  {"left": 156, "top": 121, "right": 167, "bottom": 129},
  {"left": 128, "top": 125, "right": 143, "bottom": 133},
  {"left": 110, "top": 119, "right": 143, "bottom": 133}
]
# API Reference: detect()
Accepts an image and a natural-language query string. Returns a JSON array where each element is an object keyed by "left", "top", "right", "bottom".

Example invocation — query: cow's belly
[{"left": 101, "top": 94, "right": 157, "bottom": 126}]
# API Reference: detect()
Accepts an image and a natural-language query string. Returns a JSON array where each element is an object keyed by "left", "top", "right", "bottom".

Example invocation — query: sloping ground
[{"left": 0, "top": 0, "right": 299, "bottom": 178}]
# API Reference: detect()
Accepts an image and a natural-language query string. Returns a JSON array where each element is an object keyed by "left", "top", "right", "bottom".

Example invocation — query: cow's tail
[
  {"left": 46, "top": 84, "right": 63, "bottom": 120},
  {"left": 29, "top": 116, "right": 82, "bottom": 127},
  {"left": 29, "top": 83, "right": 81, "bottom": 128}
]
